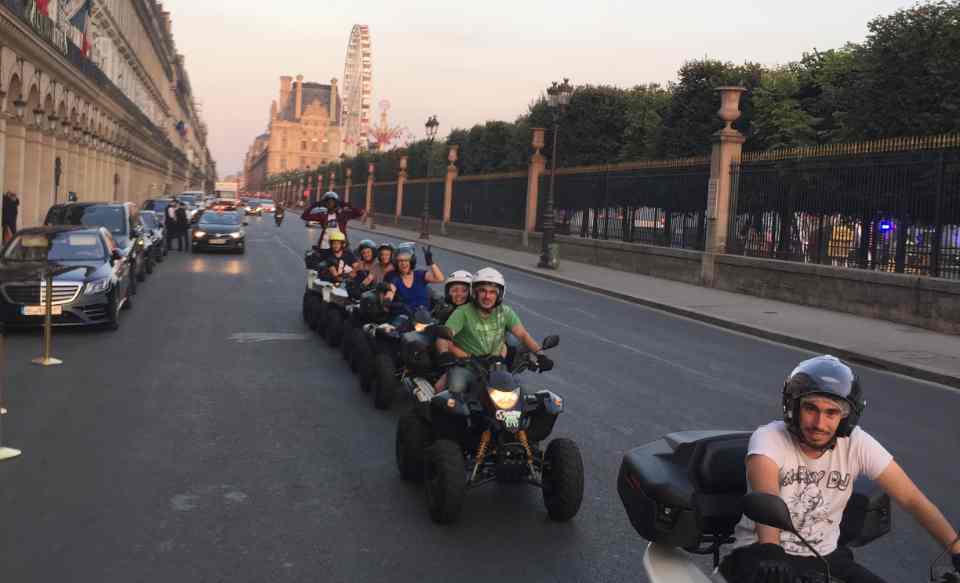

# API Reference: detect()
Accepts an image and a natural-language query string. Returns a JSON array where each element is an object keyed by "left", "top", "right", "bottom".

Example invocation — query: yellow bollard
[{"left": 31, "top": 270, "right": 63, "bottom": 366}]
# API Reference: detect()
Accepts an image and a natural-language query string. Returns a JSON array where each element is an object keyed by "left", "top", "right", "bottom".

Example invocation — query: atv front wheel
[
  {"left": 313, "top": 301, "right": 328, "bottom": 333},
  {"left": 541, "top": 438, "right": 584, "bottom": 521},
  {"left": 352, "top": 330, "right": 373, "bottom": 391},
  {"left": 396, "top": 412, "right": 432, "bottom": 482},
  {"left": 372, "top": 352, "right": 399, "bottom": 410},
  {"left": 424, "top": 439, "right": 466, "bottom": 524},
  {"left": 340, "top": 323, "right": 354, "bottom": 360}
]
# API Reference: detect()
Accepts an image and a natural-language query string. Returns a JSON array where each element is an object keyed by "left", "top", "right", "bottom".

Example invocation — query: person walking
[
  {"left": 175, "top": 202, "right": 189, "bottom": 252},
  {"left": 2, "top": 191, "right": 20, "bottom": 244},
  {"left": 165, "top": 201, "right": 180, "bottom": 251}
]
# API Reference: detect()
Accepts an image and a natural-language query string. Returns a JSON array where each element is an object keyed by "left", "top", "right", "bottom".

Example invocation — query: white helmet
[
  {"left": 445, "top": 270, "right": 473, "bottom": 302},
  {"left": 471, "top": 267, "right": 506, "bottom": 306}
]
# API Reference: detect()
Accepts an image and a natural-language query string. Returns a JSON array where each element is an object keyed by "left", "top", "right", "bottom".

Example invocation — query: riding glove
[
  {"left": 536, "top": 353, "right": 554, "bottom": 372},
  {"left": 423, "top": 245, "right": 434, "bottom": 266},
  {"left": 952, "top": 552, "right": 960, "bottom": 573}
]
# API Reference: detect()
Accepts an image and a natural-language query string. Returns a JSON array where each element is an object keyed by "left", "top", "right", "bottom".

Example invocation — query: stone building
[
  {"left": 243, "top": 75, "right": 342, "bottom": 193},
  {"left": 0, "top": 0, "right": 215, "bottom": 230}
]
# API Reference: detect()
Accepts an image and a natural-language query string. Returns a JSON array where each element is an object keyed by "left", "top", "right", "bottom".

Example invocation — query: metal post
[
  {"left": 538, "top": 119, "right": 560, "bottom": 269},
  {"left": 32, "top": 270, "right": 62, "bottom": 366},
  {"left": 0, "top": 323, "right": 23, "bottom": 460}
]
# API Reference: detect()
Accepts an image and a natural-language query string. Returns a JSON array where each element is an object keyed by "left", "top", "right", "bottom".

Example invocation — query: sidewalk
[{"left": 353, "top": 222, "right": 960, "bottom": 389}]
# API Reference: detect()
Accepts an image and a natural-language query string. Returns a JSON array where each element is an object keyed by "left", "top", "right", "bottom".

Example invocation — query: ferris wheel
[{"left": 341, "top": 24, "right": 372, "bottom": 156}]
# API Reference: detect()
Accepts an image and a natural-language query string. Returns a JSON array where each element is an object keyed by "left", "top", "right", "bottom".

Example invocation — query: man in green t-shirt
[{"left": 437, "top": 267, "right": 552, "bottom": 394}]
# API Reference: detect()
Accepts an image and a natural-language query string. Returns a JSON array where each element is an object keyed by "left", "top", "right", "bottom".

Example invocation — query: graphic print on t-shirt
[{"left": 781, "top": 465, "right": 851, "bottom": 554}]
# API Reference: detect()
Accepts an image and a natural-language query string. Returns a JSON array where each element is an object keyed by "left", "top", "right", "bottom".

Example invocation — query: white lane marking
[
  {"left": 510, "top": 299, "right": 717, "bottom": 383},
  {"left": 274, "top": 234, "right": 303, "bottom": 259},
  {"left": 229, "top": 332, "right": 308, "bottom": 343}
]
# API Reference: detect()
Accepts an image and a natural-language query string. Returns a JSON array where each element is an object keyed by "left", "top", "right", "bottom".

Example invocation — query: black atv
[
  {"left": 344, "top": 286, "right": 396, "bottom": 393},
  {"left": 396, "top": 334, "right": 583, "bottom": 524},
  {"left": 321, "top": 275, "right": 372, "bottom": 349},
  {"left": 301, "top": 251, "right": 328, "bottom": 331},
  {"left": 367, "top": 308, "right": 446, "bottom": 410}
]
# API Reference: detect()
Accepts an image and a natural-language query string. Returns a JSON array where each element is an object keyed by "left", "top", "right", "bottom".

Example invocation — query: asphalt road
[{"left": 1, "top": 215, "right": 957, "bottom": 583}]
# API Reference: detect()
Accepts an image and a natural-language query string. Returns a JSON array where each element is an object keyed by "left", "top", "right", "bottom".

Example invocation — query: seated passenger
[
  {"left": 432, "top": 270, "right": 473, "bottom": 324},
  {"left": 383, "top": 244, "right": 443, "bottom": 314},
  {"left": 361, "top": 243, "right": 395, "bottom": 286},
  {"left": 318, "top": 230, "right": 355, "bottom": 282}
]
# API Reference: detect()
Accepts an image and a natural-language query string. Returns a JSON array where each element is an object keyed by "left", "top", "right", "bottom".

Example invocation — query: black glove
[
  {"left": 952, "top": 552, "right": 960, "bottom": 573},
  {"left": 750, "top": 560, "right": 796, "bottom": 583},
  {"left": 423, "top": 245, "right": 434, "bottom": 266},
  {"left": 375, "top": 281, "right": 391, "bottom": 294},
  {"left": 536, "top": 352, "right": 554, "bottom": 372}
]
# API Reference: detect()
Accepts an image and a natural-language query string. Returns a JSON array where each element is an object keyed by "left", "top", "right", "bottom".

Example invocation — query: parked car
[
  {"left": 139, "top": 210, "right": 166, "bottom": 270},
  {"left": 44, "top": 201, "right": 148, "bottom": 292},
  {"left": 142, "top": 197, "right": 176, "bottom": 221},
  {"left": 192, "top": 210, "right": 246, "bottom": 254},
  {"left": 0, "top": 226, "right": 134, "bottom": 330}
]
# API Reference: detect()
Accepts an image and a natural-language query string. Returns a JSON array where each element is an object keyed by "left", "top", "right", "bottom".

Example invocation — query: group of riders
[{"left": 296, "top": 191, "right": 959, "bottom": 583}]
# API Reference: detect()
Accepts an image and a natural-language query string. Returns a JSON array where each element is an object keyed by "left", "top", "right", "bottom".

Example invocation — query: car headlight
[
  {"left": 488, "top": 388, "right": 519, "bottom": 410},
  {"left": 193, "top": 230, "right": 206, "bottom": 238},
  {"left": 229, "top": 232, "right": 243, "bottom": 239},
  {"left": 84, "top": 278, "right": 111, "bottom": 295}
]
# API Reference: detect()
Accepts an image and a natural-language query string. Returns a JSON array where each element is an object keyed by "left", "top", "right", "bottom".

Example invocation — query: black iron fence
[
  {"left": 453, "top": 174, "right": 527, "bottom": 229},
  {"left": 540, "top": 160, "right": 711, "bottom": 250},
  {"left": 348, "top": 184, "right": 366, "bottom": 210},
  {"left": 729, "top": 136, "right": 960, "bottom": 279},
  {"left": 373, "top": 182, "right": 396, "bottom": 214},
  {"left": 402, "top": 179, "right": 444, "bottom": 219}
]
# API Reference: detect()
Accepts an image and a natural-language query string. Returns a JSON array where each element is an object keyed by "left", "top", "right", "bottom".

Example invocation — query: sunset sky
[{"left": 163, "top": 0, "right": 914, "bottom": 176}]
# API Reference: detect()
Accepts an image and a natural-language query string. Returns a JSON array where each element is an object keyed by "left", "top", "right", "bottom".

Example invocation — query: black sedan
[
  {"left": 192, "top": 211, "right": 246, "bottom": 254},
  {"left": 0, "top": 226, "right": 134, "bottom": 330}
]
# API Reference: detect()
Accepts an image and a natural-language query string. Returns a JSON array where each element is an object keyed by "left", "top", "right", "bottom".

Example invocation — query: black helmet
[
  {"left": 782, "top": 355, "right": 865, "bottom": 441},
  {"left": 320, "top": 191, "right": 339, "bottom": 206},
  {"left": 356, "top": 239, "right": 376, "bottom": 256}
]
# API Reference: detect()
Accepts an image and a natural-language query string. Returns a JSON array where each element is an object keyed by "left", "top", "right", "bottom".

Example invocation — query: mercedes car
[{"left": 0, "top": 226, "right": 134, "bottom": 330}]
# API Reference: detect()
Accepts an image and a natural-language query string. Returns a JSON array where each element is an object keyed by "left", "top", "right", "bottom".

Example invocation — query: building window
[
  {"left": 300, "top": 158, "right": 306, "bottom": 168},
  {"left": 301, "top": 141, "right": 307, "bottom": 151},
  {"left": 282, "top": 137, "right": 287, "bottom": 149},
  {"left": 311, "top": 141, "right": 318, "bottom": 152},
  {"left": 281, "top": 159, "right": 287, "bottom": 170}
]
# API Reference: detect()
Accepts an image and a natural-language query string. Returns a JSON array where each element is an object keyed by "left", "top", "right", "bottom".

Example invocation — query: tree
[
  {"left": 841, "top": 0, "right": 960, "bottom": 138},
  {"left": 750, "top": 65, "right": 820, "bottom": 150},
  {"left": 619, "top": 83, "right": 672, "bottom": 160}
]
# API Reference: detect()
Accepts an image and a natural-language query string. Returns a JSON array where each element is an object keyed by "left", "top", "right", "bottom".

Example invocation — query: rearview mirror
[
  {"left": 742, "top": 492, "right": 797, "bottom": 533},
  {"left": 541, "top": 335, "right": 560, "bottom": 350}
]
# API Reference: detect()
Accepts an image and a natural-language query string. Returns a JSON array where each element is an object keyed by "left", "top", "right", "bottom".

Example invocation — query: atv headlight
[
  {"left": 414, "top": 322, "right": 428, "bottom": 332},
  {"left": 83, "top": 278, "right": 111, "bottom": 295},
  {"left": 488, "top": 388, "right": 519, "bottom": 410},
  {"left": 193, "top": 230, "right": 206, "bottom": 238}
]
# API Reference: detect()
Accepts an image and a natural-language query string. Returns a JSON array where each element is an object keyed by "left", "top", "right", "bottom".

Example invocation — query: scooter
[{"left": 275, "top": 209, "right": 285, "bottom": 226}]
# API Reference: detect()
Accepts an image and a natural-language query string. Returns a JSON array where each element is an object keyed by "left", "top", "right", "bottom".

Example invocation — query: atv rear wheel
[
  {"left": 541, "top": 438, "right": 584, "bottom": 521},
  {"left": 325, "top": 309, "right": 343, "bottom": 346},
  {"left": 372, "top": 352, "right": 399, "bottom": 410},
  {"left": 352, "top": 330, "right": 373, "bottom": 391},
  {"left": 314, "top": 301, "right": 328, "bottom": 333},
  {"left": 303, "top": 292, "right": 316, "bottom": 328},
  {"left": 340, "top": 323, "right": 354, "bottom": 360},
  {"left": 424, "top": 439, "right": 466, "bottom": 524},
  {"left": 396, "top": 412, "right": 432, "bottom": 482}
]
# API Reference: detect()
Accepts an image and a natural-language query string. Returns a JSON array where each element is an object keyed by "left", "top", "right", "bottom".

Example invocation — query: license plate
[
  {"left": 22, "top": 305, "right": 63, "bottom": 316},
  {"left": 208, "top": 239, "right": 226, "bottom": 245}
]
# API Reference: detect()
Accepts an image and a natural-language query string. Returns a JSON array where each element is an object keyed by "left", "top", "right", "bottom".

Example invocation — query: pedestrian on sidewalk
[
  {"left": 175, "top": 202, "right": 189, "bottom": 252},
  {"left": 165, "top": 201, "right": 180, "bottom": 251},
  {"left": 2, "top": 191, "right": 20, "bottom": 244}
]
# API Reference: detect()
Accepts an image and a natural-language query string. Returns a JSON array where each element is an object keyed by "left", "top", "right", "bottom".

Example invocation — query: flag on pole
[{"left": 65, "top": 0, "right": 92, "bottom": 57}]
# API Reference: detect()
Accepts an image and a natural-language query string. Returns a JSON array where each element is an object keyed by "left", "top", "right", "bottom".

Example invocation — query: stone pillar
[
  {"left": 701, "top": 87, "right": 747, "bottom": 287},
  {"left": 442, "top": 144, "right": 459, "bottom": 235},
  {"left": 3, "top": 121, "right": 25, "bottom": 231},
  {"left": 54, "top": 127, "right": 69, "bottom": 205},
  {"left": 395, "top": 155, "right": 407, "bottom": 223},
  {"left": 22, "top": 125, "right": 42, "bottom": 227},
  {"left": 524, "top": 128, "right": 547, "bottom": 247},
  {"left": 344, "top": 168, "right": 353, "bottom": 204},
  {"left": 68, "top": 136, "right": 80, "bottom": 199},
  {"left": 365, "top": 163, "right": 375, "bottom": 229},
  {"left": 38, "top": 130, "right": 55, "bottom": 215}
]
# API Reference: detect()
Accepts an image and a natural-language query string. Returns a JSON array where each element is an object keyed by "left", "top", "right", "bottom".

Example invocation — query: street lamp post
[
  {"left": 420, "top": 115, "right": 439, "bottom": 240},
  {"left": 538, "top": 79, "right": 572, "bottom": 270}
]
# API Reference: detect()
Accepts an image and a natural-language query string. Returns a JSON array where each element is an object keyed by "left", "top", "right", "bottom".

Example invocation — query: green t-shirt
[{"left": 445, "top": 303, "right": 521, "bottom": 357}]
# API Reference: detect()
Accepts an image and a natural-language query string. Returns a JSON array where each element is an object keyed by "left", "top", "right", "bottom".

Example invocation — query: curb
[{"left": 352, "top": 225, "right": 960, "bottom": 389}]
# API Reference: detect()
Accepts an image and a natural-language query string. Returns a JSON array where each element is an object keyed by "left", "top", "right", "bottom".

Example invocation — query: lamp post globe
[
  {"left": 420, "top": 115, "right": 439, "bottom": 240},
  {"left": 538, "top": 78, "right": 572, "bottom": 270}
]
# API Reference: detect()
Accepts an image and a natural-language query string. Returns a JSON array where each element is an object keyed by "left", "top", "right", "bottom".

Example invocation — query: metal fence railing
[
  {"left": 453, "top": 173, "right": 528, "bottom": 229},
  {"left": 373, "top": 182, "right": 396, "bottom": 215},
  {"left": 729, "top": 136, "right": 960, "bottom": 279},
  {"left": 539, "top": 159, "right": 711, "bottom": 250},
  {"left": 402, "top": 179, "right": 444, "bottom": 219},
  {"left": 348, "top": 184, "right": 366, "bottom": 209}
]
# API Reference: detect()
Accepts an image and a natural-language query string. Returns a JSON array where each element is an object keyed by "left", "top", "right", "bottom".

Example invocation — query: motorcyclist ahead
[
  {"left": 432, "top": 270, "right": 472, "bottom": 324},
  {"left": 382, "top": 244, "right": 444, "bottom": 314},
  {"left": 720, "top": 355, "right": 960, "bottom": 583},
  {"left": 435, "top": 267, "right": 552, "bottom": 394}
]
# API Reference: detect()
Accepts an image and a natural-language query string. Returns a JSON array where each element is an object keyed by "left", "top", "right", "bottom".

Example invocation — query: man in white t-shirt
[{"left": 721, "top": 355, "right": 959, "bottom": 583}]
